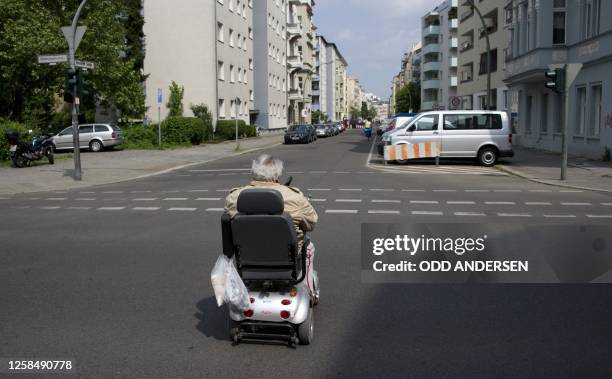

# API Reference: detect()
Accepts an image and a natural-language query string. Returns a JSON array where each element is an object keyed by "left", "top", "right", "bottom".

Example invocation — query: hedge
[
  {"left": 160, "top": 116, "right": 207, "bottom": 145},
  {"left": 122, "top": 125, "right": 158, "bottom": 148},
  {"left": 215, "top": 120, "right": 257, "bottom": 140},
  {"left": 0, "top": 121, "right": 41, "bottom": 161}
]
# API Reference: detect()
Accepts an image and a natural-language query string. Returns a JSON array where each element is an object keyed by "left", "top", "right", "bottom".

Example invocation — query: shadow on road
[{"left": 194, "top": 296, "right": 230, "bottom": 341}]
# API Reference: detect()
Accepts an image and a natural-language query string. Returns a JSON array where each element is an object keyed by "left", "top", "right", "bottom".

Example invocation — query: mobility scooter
[{"left": 221, "top": 188, "right": 318, "bottom": 346}]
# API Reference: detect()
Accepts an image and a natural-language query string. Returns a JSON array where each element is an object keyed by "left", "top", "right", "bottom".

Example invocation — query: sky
[{"left": 313, "top": 0, "right": 433, "bottom": 100}]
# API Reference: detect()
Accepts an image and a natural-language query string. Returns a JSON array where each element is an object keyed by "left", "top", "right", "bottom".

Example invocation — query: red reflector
[
  {"left": 281, "top": 299, "right": 291, "bottom": 305},
  {"left": 280, "top": 310, "right": 290, "bottom": 319},
  {"left": 249, "top": 297, "right": 255, "bottom": 303},
  {"left": 243, "top": 309, "right": 253, "bottom": 317}
]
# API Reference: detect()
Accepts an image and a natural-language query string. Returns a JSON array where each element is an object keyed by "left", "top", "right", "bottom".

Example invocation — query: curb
[
  {"left": 1, "top": 139, "right": 283, "bottom": 195},
  {"left": 495, "top": 165, "right": 612, "bottom": 193}
]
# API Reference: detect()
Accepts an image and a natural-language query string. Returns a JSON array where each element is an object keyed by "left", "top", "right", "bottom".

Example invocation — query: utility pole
[
  {"left": 467, "top": 0, "right": 491, "bottom": 110},
  {"left": 66, "top": 0, "right": 88, "bottom": 180}
]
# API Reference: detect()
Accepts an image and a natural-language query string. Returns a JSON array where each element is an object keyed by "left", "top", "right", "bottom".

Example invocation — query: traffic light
[
  {"left": 545, "top": 68, "right": 566, "bottom": 94},
  {"left": 77, "top": 69, "right": 90, "bottom": 98},
  {"left": 63, "top": 67, "right": 78, "bottom": 103}
]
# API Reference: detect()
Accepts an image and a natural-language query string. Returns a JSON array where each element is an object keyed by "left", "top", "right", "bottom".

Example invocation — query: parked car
[
  {"left": 380, "top": 111, "right": 514, "bottom": 166},
  {"left": 52, "top": 124, "right": 123, "bottom": 152},
  {"left": 315, "top": 124, "right": 329, "bottom": 137},
  {"left": 284, "top": 124, "right": 316, "bottom": 144}
]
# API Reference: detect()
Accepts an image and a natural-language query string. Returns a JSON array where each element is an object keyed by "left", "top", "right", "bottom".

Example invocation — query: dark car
[{"left": 284, "top": 124, "right": 316, "bottom": 144}]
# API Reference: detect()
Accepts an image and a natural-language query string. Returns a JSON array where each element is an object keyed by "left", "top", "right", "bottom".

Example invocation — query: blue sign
[{"left": 157, "top": 88, "right": 162, "bottom": 105}]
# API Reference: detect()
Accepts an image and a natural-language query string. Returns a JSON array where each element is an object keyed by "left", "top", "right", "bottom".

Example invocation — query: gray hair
[{"left": 251, "top": 154, "right": 284, "bottom": 181}]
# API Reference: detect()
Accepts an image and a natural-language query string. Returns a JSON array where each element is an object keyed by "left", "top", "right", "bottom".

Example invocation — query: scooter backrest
[{"left": 232, "top": 188, "right": 298, "bottom": 280}]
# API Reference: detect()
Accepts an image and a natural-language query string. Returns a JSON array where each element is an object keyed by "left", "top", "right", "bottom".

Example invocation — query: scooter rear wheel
[{"left": 297, "top": 307, "right": 314, "bottom": 345}]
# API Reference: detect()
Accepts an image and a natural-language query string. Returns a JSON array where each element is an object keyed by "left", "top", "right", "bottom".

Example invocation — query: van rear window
[{"left": 443, "top": 114, "right": 502, "bottom": 130}]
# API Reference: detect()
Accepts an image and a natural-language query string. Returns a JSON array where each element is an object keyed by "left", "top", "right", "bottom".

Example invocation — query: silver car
[{"left": 53, "top": 124, "right": 124, "bottom": 152}]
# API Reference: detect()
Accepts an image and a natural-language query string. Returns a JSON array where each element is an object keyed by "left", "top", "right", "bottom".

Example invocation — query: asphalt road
[{"left": 1, "top": 130, "right": 612, "bottom": 377}]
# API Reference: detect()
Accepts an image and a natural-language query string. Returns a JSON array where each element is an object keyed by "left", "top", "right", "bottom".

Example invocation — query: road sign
[
  {"left": 38, "top": 54, "right": 68, "bottom": 64},
  {"left": 75, "top": 59, "right": 95, "bottom": 69},
  {"left": 61, "top": 26, "right": 87, "bottom": 53},
  {"left": 157, "top": 88, "right": 163, "bottom": 105}
]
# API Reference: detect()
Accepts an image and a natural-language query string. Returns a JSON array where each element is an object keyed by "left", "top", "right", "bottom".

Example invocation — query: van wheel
[
  {"left": 89, "top": 140, "right": 103, "bottom": 152},
  {"left": 478, "top": 147, "right": 498, "bottom": 167}
]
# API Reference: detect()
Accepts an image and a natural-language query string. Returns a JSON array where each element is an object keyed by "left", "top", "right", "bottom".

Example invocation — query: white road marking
[
  {"left": 103, "top": 198, "right": 126, "bottom": 201},
  {"left": 497, "top": 213, "right": 532, "bottom": 217},
  {"left": 79, "top": 191, "right": 95, "bottom": 194},
  {"left": 454, "top": 212, "right": 486, "bottom": 216},
  {"left": 0, "top": 197, "right": 11, "bottom": 200},
  {"left": 216, "top": 189, "right": 232, "bottom": 192},
  {"left": 311, "top": 199, "right": 327, "bottom": 202},
  {"left": 26, "top": 197, "right": 40, "bottom": 200},
  {"left": 45, "top": 197, "right": 67, "bottom": 201},
  {"left": 189, "top": 169, "right": 249, "bottom": 172},
  {"left": 333, "top": 171, "right": 350, "bottom": 174},
  {"left": 336, "top": 199, "right": 362, "bottom": 203},
  {"left": 544, "top": 214, "right": 576, "bottom": 218},
  {"left": 133, "top": 198, "right": 157, "bottom": 201},
  {"left": 196, "top": 197, "right": 222, "bottom": 201},
  {"left": 368, "top": 210, "right": 400, "bottom": 214},
  {"left": 410, "top": 200, "right": 439, "bottom": 204},
  {"left": 161, "top": 190, "right": 180, "bottom": 193},
  {"left": 586, "top": 214, "right": 612, "bottom": 218},
  {"left": 339, "top": 188, "right": 362, "bottom": 191},
  {"left": 132, "top": 207, "right": 160, "bottom": 211},
  {"left": 358, "top": 171, "right": 376, "bottom": 174},
  {"left": 446, "top": 201, "right": 476, "bottom": 205},
  {"left": 98, "top": 207, "right": 125, "bottom": 211},
  {"left": 601, "top": 203, "right": 612, "bottom": 206},
  {"left": 206, "top": 208, "right": 225, "bottom": 212},
  {"left": 219, "top": 173, "right": 236, "bottom": 176},
  {"left": 325, "top": 209, "right": 359, "bottom": 214},
  {"left": 560, "top": 190, "right": 584, "bottom": 193},
  {"left": 402, "top": 189, "right": 425, "bottom": 192},
  {"left": 189, "top": 189, "right": 209, "bottom": 192},
  {"left": 67, "top": 206, "right": 91, "bottom": 210},
  {"left": 103, "top": 191, "right": 123, "bottom": 194},
  {"left": 75, "top": 198, "right": 96, "bottom": 201},
  {"left": 53, "top": 191, "right": 68, "bottom": 194},
  {"left": 528, "top": 189, "right": 553, "bottom": 193},
  {"left": 465, "top": 189, "right": 490, "bottom": 192},
  {"left": 309, "top": 171, "right": 327, "bottom": 174},
  {"left": 525, "top": 202, "right": 552, "bottom": 206},
  {"left": 433, "top": 189, "right": 457, "bottom": 192},
  {"left": 372, "top": 199, "right": 401, "bottom": 203},
  {"left": 485, "top": 201, "right": 516, "bottom": 205},
  {"left": 168, "top": 207, "right": 197, "bottom": 211},
  {"left": 39, "top": 206, "right": 60, "bottom": 210},
  {"left": 11, "top": 205, "right": 30, "bottom": 209},
  {"left": 370, "top": 188, "right": 394, "bottom": 192},
  {"left": 308, "top": 188, "right": 331, "bottom": 191},
  {"left": 131, "top": 190, "right": 152, "bottom": 193},
  {"left": 412, "top": 211, "right": 443, "bottom": 216},
  {"left": 494, "top": 189, "right": 521, "bottom": 193},
  {"left": 163, "top": 197, "right": 188, "bottom": 201},
  {"left": 561, "top": 202, "right": 592, "bottom": 206}
]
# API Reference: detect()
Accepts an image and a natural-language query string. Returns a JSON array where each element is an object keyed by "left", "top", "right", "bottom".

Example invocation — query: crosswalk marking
[
  {"left": 372, "top": 199, "right": 401, "bottom": 203},
  {"left": 132, "top": 207, "right": 160, "bottom": 211},
  {"left": 485, "top": 201, "right": 516, "bottom": 205},
  {"left": 206, "top": 208, "right": 225, "bottom": 212},
  {"left": 325, "top": 209, "right": 358, "bottom": 214},
  {"left": 45, "top": 197, "right": 67, "bottom": 201},
  {"left": 586, "top": 214, "right": 612, "bottom": 218},
  {"left": 196, "top": 198, "right": 222, "bottom": 201},
  {"left": 336, "top": 199, "right": 362, "bottom": 203},
  {"left": 39, "top": 206, "right": 60, "bottom": 210},
  {"left": 544, "top": 214, "right": 576, "bottom": 218},
  {"left": 163, "top": 197, "right": 188, "bottom": 201},
  {"left": 311, "top": 199, "right": 327, "bottom": 202},
  {"left": 98, "top": 207, "right": 125, "bottom": 211},
  {"left": 561, "top": 202, "right": 592, "bottom": 206},
  {"left": 447, "top": 201, "right": 476, "bottom": 205},
  {"left": 368, "top": 210, "right": 400, "bottom": 214},
  {"left": 339, "top": 188, "right": 362, "bottom": 191},
  {"left": 525, "top": 202, "right": 552, "bottom": 206},
  {"left": 411, "top": 211, "right": 443, "bottom": 216},
  {"left": 410, "top": 200, "right": 438, "bottom": 204},
  {"left": 168, "top": 207, "right": 197, "bottom": 211},
  {"left": 67, "top": 206, "right": 91, "bottom": 210},
  {"left": 134, "top": 198, "right": 157, "bottom": 201},
  {"left": 454, "top": 212, "right": 485, "bottom": 216},
  {"left": 497, "top": 213, "right": 531, "bottom": 217}
]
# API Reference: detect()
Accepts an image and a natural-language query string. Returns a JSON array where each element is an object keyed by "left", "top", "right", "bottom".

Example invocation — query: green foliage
[
  {"left": 190, "top": 103, "right": 213, "bottom": 140},
  {"left": 122, "top": 124, "right": 157, "bottom": 149},
  {"left": 215, "top": 120, "right": 256, "bottom": 140},
  {"left": 349, "top": 106, "right": 360, "bottom": 119},
  {"left": 0, "top": 0, "right": 146, "bottom": 124},
  {"left": 311, "top": 110, "right": 327, "bottom": 123},
  {"left": 167, "top": 81, "right": 184, "bottom": 117},
  {"left": 395, "top": 83, "right": 420, "bottom": 113},
  {"left": 49, "top": 112, "right": 72, "bottom": 133},
  {"left": 0, "top": 121, "right": 41, "bottom": 161},
  {"left": 360, "top": 102, "right": 369, "bottom": 119},
  {"left": 161, "top": 116, "right": 204, "bottom": 145}
]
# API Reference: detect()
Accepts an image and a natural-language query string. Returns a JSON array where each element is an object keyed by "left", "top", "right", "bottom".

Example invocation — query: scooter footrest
[{"left": 236, "top": 321, "right": 296, "bottom": 343}]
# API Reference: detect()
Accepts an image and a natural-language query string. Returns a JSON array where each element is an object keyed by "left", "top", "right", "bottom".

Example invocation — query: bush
[
  {"left": 190, "top": 103, "right": 214, "bottom": 141},
  {"left": 122, "top": 125, "right": 158, "bottom": 149},
  {"left": 160, "top": 116, "right": 205, "bottom": 145},
  {"left": 0, "top": 121, "right": 40, "bottom": 161},
  {"left": 215, "top": 120, "right": 257, "bottom": 140}
]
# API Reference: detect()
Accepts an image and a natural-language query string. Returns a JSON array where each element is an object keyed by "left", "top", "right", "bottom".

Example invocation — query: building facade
[
  {"left": 312, "top": 34, "right": 328, "bottom": 118},
  {"left": 253, "top": 0, "right": 287, "bottom": 129},
  {"left": 457, "top": 0, "right": 508, "bottom": 111},
  {"left": 143, "top": 0, "right": 253, "bottom": 125},
  {"left": 420, "top": 0, "right": 458, "bottom": 111},
  {"left": 322, "top": 42, "right": 348, "bottom": 121},
  {"left": 504, "top": 0, "right": 611, "bottom": 159}
]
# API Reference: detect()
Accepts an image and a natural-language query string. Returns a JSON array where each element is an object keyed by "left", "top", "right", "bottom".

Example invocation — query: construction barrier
[{"left": 384, "top": 142, "right": 441, "bottom": 162}]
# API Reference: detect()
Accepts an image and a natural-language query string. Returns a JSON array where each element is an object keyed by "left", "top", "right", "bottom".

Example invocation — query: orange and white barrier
[{"left": 384, "top": 142, "right": 441, "bottom": 161}]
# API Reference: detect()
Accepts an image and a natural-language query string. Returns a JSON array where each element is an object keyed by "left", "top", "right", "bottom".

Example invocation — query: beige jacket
[{"left": 225, "top": 180, "right": 318, "bottom": 251}]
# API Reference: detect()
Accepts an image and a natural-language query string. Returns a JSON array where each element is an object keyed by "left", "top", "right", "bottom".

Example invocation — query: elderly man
[{"left": 225, "top": 154, "right": 319, "bottom": 296}]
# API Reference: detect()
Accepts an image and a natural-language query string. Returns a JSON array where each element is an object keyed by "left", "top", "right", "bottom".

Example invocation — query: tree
[
  {"left": 311, "top": 110, "right": 327, "bottom": 123},
  {"left": 167, "top": 81, "right": 184, "bottom": 117},
  {"left": 360, "top": 101, "right": 369, "bottom": 119},
  {"left": 349, "top": 106, "right": 360, "bottom": 119},
  {"left": 190, "top": 103, "right": 213, "bottom": 140},
  {"left": 395, "top": 83, "right": 420, "bottom": 113},
  {"left": 368, "top": 106, "right": 378, "bottom": 119}
]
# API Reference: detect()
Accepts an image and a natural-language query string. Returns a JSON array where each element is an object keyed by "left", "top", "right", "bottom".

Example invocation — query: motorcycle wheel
[
  {"left": 46, "top": 147, "right": 55, "bottom": 165},
  {"left": 12, "top": 153, "right": 28, "bottom": 168}
]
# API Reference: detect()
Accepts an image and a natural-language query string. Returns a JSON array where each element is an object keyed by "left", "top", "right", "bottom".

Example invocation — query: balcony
[
  {"left": 422, "top": 79, "right": 441, "bottom": 90},
  {"left": 288, "top": 88, "right": 303, "bottom": 101},
  {"left": 449, "top": 56, "right": 458, "bottom": 67},
  {"left": 450, "top": 75, "right": 458, "bottom": 87},
  {"left": 450, "top": 18, "right": 458, "bottom": 29},
  {"left": 287, "top": 55, "right": 304, "bottom": 70},
  {"left": 422, "top": 61, "right": 441, "bottom": 73},
  {"left": 312, "top": 74, "right": 320, "bottom": 81},
  {"left": 460, "top": 40, "right": 473, "bottom": 52},
  {"left": 421, "top": 43, "right": 441, "bottom": 55},
  {"left": 460, "top": 8, "right": 474, "bottom": 22},
  {"left": 287, "top": 23, "right": 303, "bottom": 40},
  {"left": 449, "top": 37, "right": 458, "bottom": 49},
  {"left": 423, "top": 25, "right": 440, "bottom": 37}
]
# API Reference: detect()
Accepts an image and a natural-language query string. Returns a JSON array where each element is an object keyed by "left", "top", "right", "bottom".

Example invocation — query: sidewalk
[
  {"left": 497, "top": 146, "right": 612, "bottom": 192},
  {"left": 0, "top": 135, "right": 283, "bottom": 194}
]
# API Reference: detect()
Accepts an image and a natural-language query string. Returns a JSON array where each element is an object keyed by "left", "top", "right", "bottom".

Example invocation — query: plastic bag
[
  {"left": 211, "top": 255, "right": 230, "bottom": 306},
  {"left": 224, "top": 262, "right": 250, "bottom": 312}
]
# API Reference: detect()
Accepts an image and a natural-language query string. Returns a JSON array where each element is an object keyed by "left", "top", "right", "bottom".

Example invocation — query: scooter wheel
[
  {"left": 297, "top": 307, "right": 314, "bottom": 345},
  {"left": 228, "top": 315, "right": 240, "bottom": 342}
]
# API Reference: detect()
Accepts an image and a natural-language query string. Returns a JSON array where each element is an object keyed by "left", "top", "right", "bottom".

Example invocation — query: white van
[{"left": 381, "top": 110, "right": 514, "bottom": 166}]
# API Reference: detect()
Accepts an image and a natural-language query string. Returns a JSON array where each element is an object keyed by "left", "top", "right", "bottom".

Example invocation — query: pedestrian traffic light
[
  {"left": 64, "top": 67, "right": 78, "bottom": 103},
  {"left": 544, "top": 68, "right": 566, "bottom": 94}
]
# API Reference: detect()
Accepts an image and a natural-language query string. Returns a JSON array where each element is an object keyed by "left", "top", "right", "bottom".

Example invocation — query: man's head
[{"left": 252, "top": 154, "right": 284, "bottom": 182}]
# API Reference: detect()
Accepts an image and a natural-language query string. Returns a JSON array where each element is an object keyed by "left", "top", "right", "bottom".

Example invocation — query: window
[
  {"left": 553, "top": 0, "right": 566, "bottom": 45},
  {"left": 413, "top": 115, "right": 439, "bottom": 131},
  {"left": 237, "top": 33, "right": 241, "bottom": 48},
  {"left": 217, "top": 23, "right": 224, "bottom": 42},
  {"left": 249, "top": 58, "right": 253, "bottom": 70},
  {"left": 244, "top": 69, "right": 248, "bottom": 84},
  {"left": 540, "top": 94, "right": 548, "bottom": 134},
  {"left": 229, "top": 65, "right": 235, "bottom": 82},
  {"left": 79, "top": 125, "right": 94, "bottom": 133},
  {"left": 443, "top": 114, "right": 502, "bottom": 130},
  {"left": 229, "top": 0, "right": 234, "bottom": 12},
  {"left": 218, "top": 99, "right": 226, "bottom": 118},
  {"left": 478, "top": 49, "right": 497, "bottom": 75},
  {"left": 249, "top": 90, "right": 254, "bottom": 101},
  {"left": 217, "top": 61, "right": 224, "bottom": 80},
  {"left": 237, "top": 68, "right": 243, "bottom": 83},
  {"left": 229, "top": 29, "right": 234, "bottom": 47},
  {"left": 525, "top": 95, "right": 532, "bottom": 133},
  {"left": 242, "top": 3, "right": 246, "bottom": 17},
  {"left": 575, "top": 87, "right": 586, "bottom": 135},
  {"left": 94, "top": 125, "right": 109, "bottom": 132},
  {"left": 243, "top": 36, "right": 247, "bottom": 51},
  {"left": 248, "top": 27, "right": 253, "bottom": 39},
  {"left": 588, "top": 84, "right": 602, "bottom": 137},
  {"left": 230, "top": 100, "right": 236, "bottom": 118}
]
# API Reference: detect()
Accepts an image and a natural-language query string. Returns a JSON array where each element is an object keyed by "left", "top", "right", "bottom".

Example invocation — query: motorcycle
[{"left": 5, "top": 130, "right": 55, "bottom": 168}]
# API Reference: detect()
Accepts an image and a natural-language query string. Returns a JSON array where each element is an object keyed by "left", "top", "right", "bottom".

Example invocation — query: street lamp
[
  {"left": 234, "top": 97, "right": 241, "bottom": 150},
  {"left": 466, "top": 0, "right": 492, "bottom": 110}
]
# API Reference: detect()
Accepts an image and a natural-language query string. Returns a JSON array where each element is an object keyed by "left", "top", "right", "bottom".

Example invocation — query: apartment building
[
  {"left": 389, "top": 74, "right": 401, "bottom": 115},
  {"left": 403, "top": 42, "right": 423, "bottom": 85},
  {"left": 504, "top": 0, "right": 611, "bottom": 159},
  {"left": 312, "top": 34, "right": 328, "bottom": 118},
  {"left": 329, "top": 42, "right": 348, "bottom": 121},
  {"left": 457, "top": 0, "right": 508, "bottom": 111},
  {"left": 347, "top": 77, "right": 365, "bottom": 111},
  {"left": 253, "top": 0, "right": 288, "bottom": 129},
  {"left": 143, "top": 0, "right": 253, "bottom": 125},
  {"left": 420, "top": 0, "right": 459, "bottom": 111},
  {"left": 287, "top": 0, "right": 315, "bottom": 125}
]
